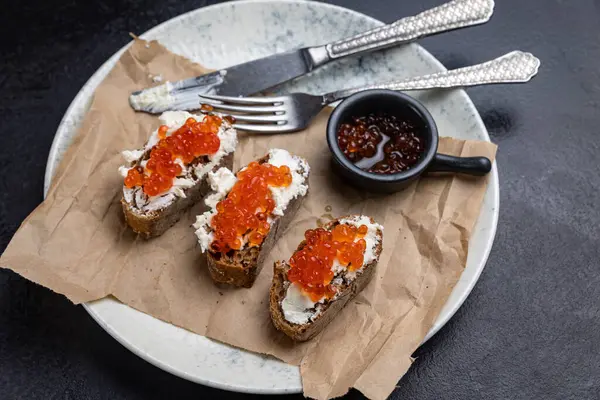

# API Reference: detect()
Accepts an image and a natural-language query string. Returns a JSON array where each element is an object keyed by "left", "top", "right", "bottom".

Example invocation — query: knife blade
[
  {"left": 129, "top": 49, "right": 316, "bottom": 113},
  {"left": 129, "top": 0, "right": 495, "bottom": 113}
]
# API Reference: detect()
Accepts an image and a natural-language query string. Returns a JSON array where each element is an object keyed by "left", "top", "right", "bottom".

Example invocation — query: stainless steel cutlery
[
  {"left": 129, "top": 0, "right": 495, "bottom": 113},
  {"left": 197, "top": 51, "right": 540, "bottom": 133}
]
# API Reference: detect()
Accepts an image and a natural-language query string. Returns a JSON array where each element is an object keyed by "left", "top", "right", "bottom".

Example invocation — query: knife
[{"left": 129, "top": 0, "right": 495, "bottom": 113}]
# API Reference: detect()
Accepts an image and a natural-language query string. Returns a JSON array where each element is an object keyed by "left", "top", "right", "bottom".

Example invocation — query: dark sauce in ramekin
[{"left": 336, "top": 113, "right": 425, "bottom": 174}]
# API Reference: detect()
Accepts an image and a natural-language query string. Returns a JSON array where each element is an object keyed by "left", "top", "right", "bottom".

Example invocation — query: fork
[{"left": 199, "top": 51, "right": 540, "bottom": 133}]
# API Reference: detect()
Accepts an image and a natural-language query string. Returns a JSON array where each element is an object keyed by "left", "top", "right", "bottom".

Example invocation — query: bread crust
[
  {"left": 205, "top": 154, "right": 309, "bottom": 288},
  {"left": 121, "top": 153, "right": 233, "bottom": 239},
  {"left": 269, "top": 216, "right": 383, "bottom": 341}
]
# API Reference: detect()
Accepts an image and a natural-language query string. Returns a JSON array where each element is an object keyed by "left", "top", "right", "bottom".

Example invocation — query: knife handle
[{"left": 317, "top": 0, "right": 494, "bottom": 62}]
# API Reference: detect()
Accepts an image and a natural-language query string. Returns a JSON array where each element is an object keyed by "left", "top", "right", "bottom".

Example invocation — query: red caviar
[
  {"left": 223, "top": 115, "right": 236, "bottom": 124},
  {"left": 124, "top": 116, "right": 223, "bottom": 196},
  {"left": 157, "top": 125, "right": 169, "bottom": 139},
  {"left": 124, "top": 166, "right": 144, "bottom": 188},
  {"left": 209, "top": 161, "right": 292, "bottom": 253},
  {"left": 287, "top": 224, "right": 368, "bottom": 301}
]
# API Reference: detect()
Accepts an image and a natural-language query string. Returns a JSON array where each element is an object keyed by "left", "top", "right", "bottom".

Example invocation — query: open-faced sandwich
[
  {"left": 119, "top": 110, "right": 237, "bottom": 238},
  {"left": 193, "top": 149, "right": 310, "bottom": 288},
  {"left": 270, "top": 215, "right": 383, "bottom": 341}
]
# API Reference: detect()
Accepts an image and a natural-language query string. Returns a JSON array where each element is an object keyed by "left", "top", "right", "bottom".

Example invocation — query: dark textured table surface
[{"left": 1, "top": 0, "right": 599, "bottom": 399}]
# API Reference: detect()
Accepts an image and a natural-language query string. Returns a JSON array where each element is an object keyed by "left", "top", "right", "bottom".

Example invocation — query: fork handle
[
  {"left": 308, "top": 0, "right": 494, "bottom": 66},
  {"left": 322, "top": 51, "right": 541, "bottom": 104}
]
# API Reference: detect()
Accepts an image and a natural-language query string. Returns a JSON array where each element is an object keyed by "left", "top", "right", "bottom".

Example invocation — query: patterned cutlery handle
[
  {"left": 324, "top": 51, "right": 541, "bottom": 103},
  {"left": 326, "top": 0, "right": 494, "bottom": 59}
]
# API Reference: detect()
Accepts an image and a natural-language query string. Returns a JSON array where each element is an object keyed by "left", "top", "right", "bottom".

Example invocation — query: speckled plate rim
[{"left": 44, "top": 0, "right": 499, "bottom": 394}]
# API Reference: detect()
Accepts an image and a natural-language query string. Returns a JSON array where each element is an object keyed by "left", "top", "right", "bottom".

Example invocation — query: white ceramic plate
[{"left": 44, "top": 0, "right": 499, "bottom": 394}]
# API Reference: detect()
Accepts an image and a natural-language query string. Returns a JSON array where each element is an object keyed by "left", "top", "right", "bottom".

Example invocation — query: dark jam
[{"left": 336, "top": 113, "right": 425, "bottom": 174}]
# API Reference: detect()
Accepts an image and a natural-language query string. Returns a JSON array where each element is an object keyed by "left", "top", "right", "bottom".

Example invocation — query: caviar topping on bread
[
  {"left": 270, "top": 215, "right": 383, "bottom": 341},
  {"left": 119, "top": 111, "right": 237, "bottom": 238},
  {"left": 193, "top": 148, "right": 310, "bottom": 288}
]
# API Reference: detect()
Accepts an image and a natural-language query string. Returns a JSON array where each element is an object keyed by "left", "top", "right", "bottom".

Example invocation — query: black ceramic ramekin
[{"left": 326, "top": 89, "right": 492, "bottom": 193}]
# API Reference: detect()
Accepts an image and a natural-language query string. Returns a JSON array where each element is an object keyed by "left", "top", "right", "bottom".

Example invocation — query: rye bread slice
[
  {"left": 269, "top": 216, "right": 383, "bottom": 341},
  {"left": 121, "top": 152, "right": 233, "bottom": 239},
  {"left": 205, "top": 154, "right": 309, "bottom": 288}
]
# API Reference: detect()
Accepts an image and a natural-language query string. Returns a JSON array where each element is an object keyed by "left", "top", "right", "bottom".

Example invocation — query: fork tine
[
  {"left": 204, "top": 102, "right": 286, "bottom": 114},
  {"left": 200, "top": 93, "right": 287, "bottom": 105},
  {"left": 229, "top": 114, "right": 286, "bottom": 123},
  {"left": 233, "top": 123, "right": 296, "bottom": 133}
]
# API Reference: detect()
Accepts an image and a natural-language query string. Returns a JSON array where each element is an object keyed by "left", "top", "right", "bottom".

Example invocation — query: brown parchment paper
[{"left": 0, "top": 39, "right": 497, "bottom": 400}]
